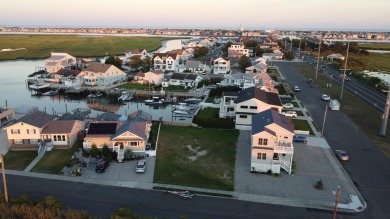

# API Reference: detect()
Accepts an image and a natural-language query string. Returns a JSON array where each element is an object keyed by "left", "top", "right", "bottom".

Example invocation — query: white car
[
  {"left": 136, "top": 160, "right": 146, "bottom": 173},
  {"left": 321, "top": 94, "right": 330, "bottom": 101},
  {"left": 294, "top": 86, "right": 300, "bottom": 92},
  {"left": 282, "top": 111, "right": 297, "bottom": 118},
  {"left": 283, "top": 103, "right": 294, "bottom": 109}
]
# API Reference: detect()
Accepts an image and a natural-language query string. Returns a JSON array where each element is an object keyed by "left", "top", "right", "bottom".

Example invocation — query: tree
[
  {"left": 101, "top": 145, "right": 111, "bottom": 158},
  {"left": 193, "top": 47, "right": 209, "bottom": 57},
  {"left": 238, "top": 55, "right": 251, "bottom": 72},
  {"left": 284, "top": 51, "right": 295, "bottom": 60},
  {"left": 222, "top": 41, "right": 233, "bottom": 54},
  {"left": 105, "top": 55, "right": 123, "bottom": 69},
  {"left": 127, "top": 56, "right": 142, "bottom": 70},
  {"left": 90, "top": 144, "right": 99, "bottom": 158}
]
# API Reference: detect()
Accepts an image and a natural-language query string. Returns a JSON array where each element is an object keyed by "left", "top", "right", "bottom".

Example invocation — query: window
[
  {"left": 62, "top": 135, "right": 65, "bottom": 141},
  {"left": 257, "top": 153, "right": 266, "bottom": 160},
  {"left": 11, "top": 129, "right": 20, "bottom": 134},
  {"left": 240, "top": 105, "right": 248, "bottom": 109},
  {"left": 33, "top": 129, "right": 36, "bottom": 134},
  {"left": 30, "top": 139, "right": 39, "bottom": 144},
  {"left": 27, "top": 129, "right": 29, "bottom": 134},
  {"left": 53, "top": 135, "right": 57, "bottom": 141},
  {"left": 239, "top": 115, "right": 247, "bottom": 118},
  {"left": 130, "top": 142, "right": 138, "bottom": 146},
  {"left": 258, "top": 138, "right": 268, "bottom": 145},
  {"left": 250, "top": 106, "right": 257, "bottom": 109},
  {"left": 14, "top": 139, "right": 23, "bottom": 144}
]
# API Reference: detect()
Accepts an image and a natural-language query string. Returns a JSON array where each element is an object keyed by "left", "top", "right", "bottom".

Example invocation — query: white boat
[
  {"left": 42, "top": 90, "right": 59, "bottom": 96},
  {"left": 173, "top": 110, "right": 189, "bottom": 115},
  {"left": 88, "top": 92, "right": 103, "bottom": 98},
  {"left": 118, "top": 91, "right": 130, "bottom": 101},
  {"left": 145, "top": 96, "right": 164, "bottom": 105},
  {"left": 183, "top": 98, "right": 202, "bottom": 104}
]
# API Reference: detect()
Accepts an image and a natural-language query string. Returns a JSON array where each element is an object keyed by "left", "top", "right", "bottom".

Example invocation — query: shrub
[
  {"left": 90, "top": 144, "right": 100, "bottom": 158},
  {"left": 111, "top": 151, "right": 118, "bottom": 161},
  {"left": 111, "top": 208, "right": 136, "bottom": 218},
  {"left": 101, "top": 145, "right": 111, "bottom": 158},
  {"left": 314, "top": 180, "right": 324, "bottom": 190}
]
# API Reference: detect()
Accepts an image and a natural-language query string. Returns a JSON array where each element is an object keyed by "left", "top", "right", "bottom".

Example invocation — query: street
[{"left": 276, "top": 61, "right": 390, "bottom": 219}]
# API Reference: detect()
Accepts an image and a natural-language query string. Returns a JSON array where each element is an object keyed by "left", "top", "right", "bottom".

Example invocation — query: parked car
[
  {"left": 321, "top": 94, "right": 330, "bottom": 101},
  {"left": 95, "top": 160, "right": 109, "bottom": 173},
  {"left": 136, "top": 160, "right": 147, "bottom": 173},
  {"left": 294, "top": 86, "right": 300, "bottom": 92},
  {"left": 282, "top": 111, "right": 297, "bottom": 118},
  {"left": 283, "top": 103, "right": 294, "bottom": 109},
  {"left": 307, "top": 78, "right": 313, "bottom": 84},
  {"left": 279, "top": 95, "right": 293, "bottom": 101},
  {"left": 293, "top": 135, "right": 307, "bottom": 144},
  {"left": 335, "top": 150, "right": 349, "bottom": 161}
]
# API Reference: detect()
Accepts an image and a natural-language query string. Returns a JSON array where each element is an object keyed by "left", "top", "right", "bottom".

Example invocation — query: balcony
[{"left": 274, "top": 142, "right": 294, "bottom": 154}]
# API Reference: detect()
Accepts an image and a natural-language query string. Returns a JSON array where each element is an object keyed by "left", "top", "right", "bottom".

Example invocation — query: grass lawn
[
  {"left": 3, "top": 151, "right": 37, "bottom": 171},
  {"left": 196, "top": 108, "right": 219, "bottom": 119},
  {"left": 205, "top": 96, "right": 221, "bottom": 103},
  {"left": 31, "top": 142, "right": 81, "bottom": 174},
  {"left": 348, "top": 53, "right": 390, "bottom": 72},
  {"left": 292, "top": 120, "right": 314, "bottom": 135},
  {"left": 359, "top": 43, "right": 390, "bottom": 50},
  {"left": 0, "top": 35, "right": 175, "bottom": 60},
  {"left": 295, "top": 65, "right": 390, "bottom": 156},
  {"left": 154, "top": 125, "right": 239, "bottom": 191},
  {"left": 116, "top": 83, "right": 153, "bottom": 90}
]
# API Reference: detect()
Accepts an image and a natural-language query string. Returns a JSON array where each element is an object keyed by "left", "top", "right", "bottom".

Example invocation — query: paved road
[
  {"left": 4, "top": 174, "right": 353, "bottom": 219},
  {"left": 276, "top": 61, "right": 390, "bottom": 219}
]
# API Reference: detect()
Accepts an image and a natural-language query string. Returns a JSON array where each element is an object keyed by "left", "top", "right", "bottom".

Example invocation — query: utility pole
[
  {"left": 322, "top": 105, "right": 329, "bottom": 137},
  {"left": 289, "top": 38, "right": 293, "bottom": 52},
  {"left": 333, "top": 186, "right": 341, "bottom": 219},
  {"left": 378, "top": 85, "right": 390, "bottom": 137},
  {"left": 340, "top": 41, "right": 350, "bottom": 100},
  {"left": 0, "top": 153, "right": 9, "bottom": 205},
  {"left": 315, "top": 37, "right": 322, "bottom": 80},
  {"left": 297, "top": 38, "right": 302, "bottom": 64}
]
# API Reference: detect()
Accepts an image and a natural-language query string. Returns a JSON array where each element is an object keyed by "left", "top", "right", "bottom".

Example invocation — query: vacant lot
[
  {"left": 154, "top": 125, "right": 239, "bottom": 190},
  {"left": 3, "top": 151, "right": 37, "bottom": 170},
  {"left": 295, "top": 65, "right": 390, "bottom": 156},
  {"left": 0, "top": 35, "right": 173, "bottom": 60}
]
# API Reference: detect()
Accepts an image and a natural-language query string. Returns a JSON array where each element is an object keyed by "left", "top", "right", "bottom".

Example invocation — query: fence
[{"left": 162, "top": 121, "right": 194, "bottom": 127}]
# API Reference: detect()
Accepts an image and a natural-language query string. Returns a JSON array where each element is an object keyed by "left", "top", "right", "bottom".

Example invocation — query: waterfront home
[
  {"left": 125, "top": 49, "right": 147, "bottom": 59},
  {"left": 213, "top": 57, "right": 231, "bottom": 75},
  {"left": 53, "top": 69, "right": 82, "bottom": 84},
  {"left": 44, "top": 52, "right": 77, "bottom": 73},
  {"left": 165, "top": 73, "right": 202, "bottom": 88},
  {"left": 218, "top": 87, "right": 282, "bottom": 129},
  {"left": 228, "top": 44, "right": 249, "bottom": 58},
  {"left": 153, "top": 53, "right": 180, "bottom": 72},
  {"left": 184, "top": 61, "right": 207, "bottom": 74},
  {"left": 262, "top": 52, "right": 283, "bottom": 60},
  {"left": 95, "top": 111, "right": 123, "bottom": 121},
  {"left": 134, "top": 70, "right": 164, "bottom": 86},
  {"left": 40, "top": 120, "right": 83, "bottom": 148},
  {"left": 0, "top": 107, "right": 15, "bottom": 127},
  {"left": 219, "top": 73, "right": 253, "bottom": 89},
  {"left": 82, "top": 63, "right": 127, "bottom": 86},
  {"left": 251, "top": 109, "right": 294, "bottom": 175},
  {"left": 245, "top": 63, "right": 268, "bottom": 74},
  {"left": 77, "top": 57, "right": 98, "bottom": 69},
  {"left": 5, "top": 111, "right": 56, "bottom": 149},
  {"left": 83, "top": 110, "right": 152, "bottom": 162},
  {"left": 169, "top": 49, "right": 188, "bottom": 60}
]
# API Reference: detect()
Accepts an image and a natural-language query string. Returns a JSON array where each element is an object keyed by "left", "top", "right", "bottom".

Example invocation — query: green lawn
[
  {"left": 0, "top": 35, "right": 174, "bottom": 60},
  {"left": 349, "top": 53, "right": 390, "bottom": 72},
  {"left": 292, "top": 120, "right": 314, "bottom": 135},
  {"left": 154, "top": 126, "right": 239, "bottom": 190},
  {"left": 116, "top": 83, "right": 153, "bottom": 90},
  {"left": 196, "top": 108, "right": 219, "bottom": 119},
  {"left": 359, "top": 43, "right": 390, "bottom": 50},
  {"left": 295, "top": 65, "right": 390, "bottom": 156},
  {"left": 31, "top": 142, "right": 81, "bottom": 174},
  {"left": 3, "top": 151, "right": 37, "bottom": 171}
]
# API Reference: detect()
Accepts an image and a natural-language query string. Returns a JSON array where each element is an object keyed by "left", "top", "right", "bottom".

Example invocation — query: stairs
[
  {"left": 117, "top": 148, "right": 125, "bottom": 162},
  {"left": 280, "top": 158, "right": 292, "bottom": 175}
]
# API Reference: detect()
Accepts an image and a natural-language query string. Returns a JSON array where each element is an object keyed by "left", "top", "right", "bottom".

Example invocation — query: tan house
[
  {"left": 82, "top": 63, "right": 127, "bottom": 86},
  {"left": 134, "top": 70, "right": 164, "bottom": 85},
  {"left": 44, "top": 52, "right": 77, "bottom": 73},
  {"left": 5, "top": 111, "right": 56, "bottom": 149},
  {"left": 40, "top": 120, "right": 83, "bottom": 148},
  {"left": 251, "top": 109, "right": 294, "bottom": 175}
]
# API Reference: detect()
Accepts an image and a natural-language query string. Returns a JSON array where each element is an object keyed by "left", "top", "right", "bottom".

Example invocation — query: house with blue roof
[{"left": 251, "top": 109, "right": 295, "bottom": 175}]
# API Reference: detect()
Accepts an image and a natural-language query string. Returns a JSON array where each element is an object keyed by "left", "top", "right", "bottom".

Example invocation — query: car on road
[
  {"left": 95, "top": 160, "right": 109, "bottom": 173},
  {"left": 294, "top": 86, "right": 300, "bottom": 92},
  {"left": 283, "top": 103, "right": 294, "bottom": 109},
  {"left": 321, "top": 94, "right": 330, "bottom": 101},
  {"left": 136, "top": 160, "right": 147, "bottom": 173},
  {"left": 293, "top": 135, "right": 307, "bottom": 144},
  {"left": 282, "top": 111, "right": 297, "bottom": 118},
  {"left": 335, "top": 150, "right": 349, "bottom": 161},
  {"left": 279, "top": 95, "right": 293, "bottom": 101}
]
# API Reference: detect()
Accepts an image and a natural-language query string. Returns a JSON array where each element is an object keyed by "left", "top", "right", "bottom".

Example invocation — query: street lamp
[
  {"left": 340, "top": 40, "right": 350, "bottom": 100},
  {"left": 333, "top": 186, "right": 341, "bottom": 219},
  {"left": 321, "top": 105, "right": 329, "bottom": 137},
  {"left": 315, "top": 36, "right": 323, "bottom": 80},
  {"left": 297, "top": 38, "right": 302, "bottom": 64}
]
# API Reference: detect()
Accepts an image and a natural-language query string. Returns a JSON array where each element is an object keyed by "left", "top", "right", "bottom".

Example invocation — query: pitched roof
[
  {"left": 96, "top": 111, "right": 122, "bottom": 121},
  {"left": 128, "top": 110, "right": 152, "bottom": 122},
  {"left": 84, "top": 63, "right": 112, "bottom": 73},
  {"left": 170, "top": 73, "right": 198, "bottom": 80},
  {"left": 135, "top": 71, "right": 145, "bottom": 77},
  {"left": 235, "top": 87, "right": 281, "bottom": 106},
  {"left": 185, "top": 61, "right": 201, "bottom": 69},
  {"left": 126, "top": 49, "right": 146, "bottom": 54},
  {"left": 154, "top": 53, "right": 178, "bottom": 60},
  {"left": 111, "top": 121, "right": 148, "bottom": 140},
  {"left": 55, "top": 69, "right": 81, "bottom": 77},
  {"left": 252, "top": 109, "right": 294, "bottom": 135},
  {"left": 41, "top": 120, "right": 78, "bottom": 134},
  {"left": 46, "top": 55, "right": 66, "bottom": 61},
  {"left": 17, "top": 111, "right": 56, "bottom": 128},
  {"left": 87, "top": 122, "right": 119, "bottom": 135}
]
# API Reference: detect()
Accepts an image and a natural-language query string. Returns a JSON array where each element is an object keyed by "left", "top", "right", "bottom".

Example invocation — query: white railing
[
  {"left": 274, "top": 145, "right": 294, "bottom": 154},
  {"left": 280, "top": 158, "right": 292, "bottom": 175}
]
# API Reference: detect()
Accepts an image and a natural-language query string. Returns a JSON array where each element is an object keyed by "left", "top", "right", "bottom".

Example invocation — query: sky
[{"left": 2, "top": 0, "right": 390, "bottom": 31}]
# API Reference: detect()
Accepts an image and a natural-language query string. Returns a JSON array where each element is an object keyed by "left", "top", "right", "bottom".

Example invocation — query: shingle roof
[
  {"left": 185, "top": 61, "right": 201, "bottom": 69},
  {"left": 111, "top": 121, "right": 148, "bottom": 140},
  {"left": 252, "top": 109, "right": 294, "bottom": 135},
  {"left": 17, "top": 111, "right": 56, "bottom": 128},
  {"left": 46, "top": 55, "right": 65, "bottom": 61},
  {"left": 85, "top": 63, "right": 112, "bottom": 73},
  {"left": 235, "top": 87, "right": 281, "bottom": 106},
  {"left": 154, "top": 53, "right": 178, "bottom": 60},
  {"left": 128, "top": 110, "right": 152, "bottom": 122},
  {"left": 96, "top": 111, "right": 122, "bottom": 121},
  {"left": 55, "top": 69, "right": 81, "bottom": 77},
  {"left": 170, "top": 73, "right": 198, "bottom": 80},
  {"left": 87, "top": 122, "right": 118, "bottom": 135},
  {"left": 222, "top": 91, "right": 239, "bottom": 97},
  {"left": 41, "top": 120, "right": 77, "bottom": 134}
]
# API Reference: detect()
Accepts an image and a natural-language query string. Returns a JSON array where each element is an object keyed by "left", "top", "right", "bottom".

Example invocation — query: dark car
[
  {"left": 293, "top": 135, "right": 307, "bottom": 144},
  {"left": 95, "top": 160, "right": 109, "bottom": 173},
  {"left": 335, "top": 150, "right": 349, "bottom": 161}
]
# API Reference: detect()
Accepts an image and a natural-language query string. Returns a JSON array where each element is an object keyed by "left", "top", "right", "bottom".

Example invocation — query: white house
[
  {"left": 125, "top": 49, "right": 147, "bottom": 59},
  {"left": 166, "top": 73, "right": 202, "bottom": 88},
  {"left": 251, "top": 109, "right": 294, "bottom": 175},
  {"left": 228, "top": 44, "right": 249, "bottom": 58},
  {"left": 262, "top": 52, "right": 283, "bottom": 60},
  {"left": 44, "top": 52, "right": 77, "bottom": 73},
  {"left": 153, "top": 53, "right": 180, "bottom": 72},
  {"left": 245, "top": 63, "right": 268, "bottom": 74},
  {"left": 134, "top": 70, "right": 164, "bottom": 86},
  {"left": 327, "top": 53, "right": 345, "bottom": 62},
  {"left": 185, "top": 61, "right": 207, "bottom": 74},
  {"left": 82, "top": 63, "right": 127, "bottom": 86},
  {"left": 213, "top": 57, "right": 231, "bottom": 75}
]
